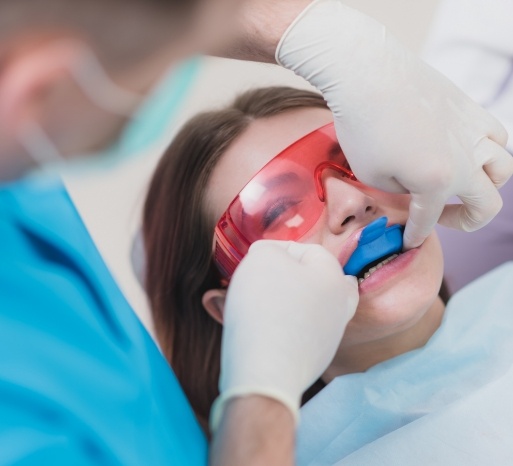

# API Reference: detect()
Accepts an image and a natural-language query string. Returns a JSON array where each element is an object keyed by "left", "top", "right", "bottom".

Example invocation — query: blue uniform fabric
[
  {"left": 296, "top": 262, "right": 513, "bottom": 465},
  {"left": 0, "top": 177, "right": 207, "bottom": 465}
]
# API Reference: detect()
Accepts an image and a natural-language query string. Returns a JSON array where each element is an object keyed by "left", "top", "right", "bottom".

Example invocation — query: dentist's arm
[
  {"left": 209, "top": 241, "right": 358, "bottom": 466},
  {"left": 227, "top": 0, "right": 513, "bottom": 249},
  {"left": 210, "top": 396, "right": 294, "bottom": 466}
]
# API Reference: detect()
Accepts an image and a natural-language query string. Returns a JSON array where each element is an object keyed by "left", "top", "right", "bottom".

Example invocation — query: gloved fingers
[
  {"left": 403, "top": 192, "right": 445, "bottom": 250},
  {"left": 248, "top": 239, "right": 314, "bottom": 263},
  {"left": 438, "top": 175, "right": 503, "bottom": 231},
  {"left": 247, "top": 239, "right": 292, "bottom": 255},
  {"left": 482, "top": 114, "right": 509, "bottom": 147},
  {"left": 284, "top": 242, "right": 341, "bottom": 270},
  {"left": 341, "top": 287, "right": 359, "bottom": 319},
  {"left": 350, "top": 167, "right": 407, "bottom": 194},
  {"left": 249, "top": 239, "right": 313, "bottom": 262},
  {"left": 250, "top": 239, "right": 342, "bottom": 271},
  {"left": 475, "top": 137, "right": 513, "bottom": 189}
]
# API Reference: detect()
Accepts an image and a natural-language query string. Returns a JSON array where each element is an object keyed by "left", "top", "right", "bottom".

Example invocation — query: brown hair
[
  {"left": 142, "top": 86, "right": 451, "bottom": 434},
  {"left": 143, "top": 87, "right": 329, "bottom": 432}
]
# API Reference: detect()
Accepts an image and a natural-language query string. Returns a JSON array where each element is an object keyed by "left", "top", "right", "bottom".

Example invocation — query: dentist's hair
[
  {"left": 143, "top": 87, "right": 330, "bottom": 433},
  {"left": 0, "top": 0, "right": 204, "bottom": 66}
]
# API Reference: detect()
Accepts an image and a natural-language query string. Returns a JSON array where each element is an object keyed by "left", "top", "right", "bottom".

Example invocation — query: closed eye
[{"left": 262, "top": 198, "right": 302, "bottom": 230}]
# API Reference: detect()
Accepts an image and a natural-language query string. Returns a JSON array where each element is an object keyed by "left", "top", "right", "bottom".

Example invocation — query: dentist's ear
[{"left": 202, "top": 289, "right": 227, "bottom": 325}]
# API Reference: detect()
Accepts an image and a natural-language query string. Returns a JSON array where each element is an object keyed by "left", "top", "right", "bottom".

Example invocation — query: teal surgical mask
[{"left": 19, "top": 48, "right": 200, "bottom": 175}]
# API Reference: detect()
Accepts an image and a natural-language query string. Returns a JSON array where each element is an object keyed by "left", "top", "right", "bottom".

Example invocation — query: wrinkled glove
[
  {"left": 210, "top": 240, "right": 358, "bottom": 430},
  {"left": 277, "top": 0, "right": 512, "bottom": 249}
]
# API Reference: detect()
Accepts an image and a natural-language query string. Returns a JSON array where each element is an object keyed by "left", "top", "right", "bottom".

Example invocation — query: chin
[{"left": 343, "top": 234, "right": 444, "bottom": 345}]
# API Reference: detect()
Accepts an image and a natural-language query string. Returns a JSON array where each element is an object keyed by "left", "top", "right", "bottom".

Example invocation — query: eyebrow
[{"left": 262, "top": 171, "right": 302, "bottom": 190}]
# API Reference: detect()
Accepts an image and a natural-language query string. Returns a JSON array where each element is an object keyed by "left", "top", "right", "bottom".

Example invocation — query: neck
[{"left": 322, "top": 297, "right": 445, "bottom": 382}]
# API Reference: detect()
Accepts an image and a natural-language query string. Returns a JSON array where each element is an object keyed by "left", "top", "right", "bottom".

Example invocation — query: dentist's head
[{"left": 0, "top": 0, "right": 239, "bottom": 182}]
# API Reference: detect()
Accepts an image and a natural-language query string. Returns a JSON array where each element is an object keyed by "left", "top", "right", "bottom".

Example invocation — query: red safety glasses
[{"left": 213, "top": 122, "right": 357, "bottom": 279}]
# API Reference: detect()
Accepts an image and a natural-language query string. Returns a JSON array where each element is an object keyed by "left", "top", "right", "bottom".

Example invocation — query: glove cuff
[
  {"left": 209, "top": 387, "right": 300, "bottom": 433},
  {"left": 275, "top": 0, "right": 325, "bottom": 67}
]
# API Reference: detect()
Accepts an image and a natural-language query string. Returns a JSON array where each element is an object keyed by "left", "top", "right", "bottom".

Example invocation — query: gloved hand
[
  {"left": 210, "top": 240, "right": 358, "bottom": 431},
  {"left": 277, "top": 0, "right": 513, "bottom": 249}
]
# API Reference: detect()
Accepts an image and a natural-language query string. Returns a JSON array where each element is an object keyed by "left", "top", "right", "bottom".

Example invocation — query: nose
[{"left": 321, "top": 170, "right": 377, "bottom": 234}]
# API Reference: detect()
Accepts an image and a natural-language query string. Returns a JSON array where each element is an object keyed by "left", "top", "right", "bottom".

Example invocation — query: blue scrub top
[{"left": 0, "top": 177, "right": 207, "bottom": 465}]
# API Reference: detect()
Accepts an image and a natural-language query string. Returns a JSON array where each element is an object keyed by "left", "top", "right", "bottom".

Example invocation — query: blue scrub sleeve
[{"left": 0, "top": 178, "right": 208, "bottom": 465}]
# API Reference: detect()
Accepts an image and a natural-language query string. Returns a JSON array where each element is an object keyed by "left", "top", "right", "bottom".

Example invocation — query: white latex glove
[
  {"left": 210, "top": 240, "right": 358, "bottom": 431},
  {"left": 277, "top": 0, "right": 513, "bottom": 249}
]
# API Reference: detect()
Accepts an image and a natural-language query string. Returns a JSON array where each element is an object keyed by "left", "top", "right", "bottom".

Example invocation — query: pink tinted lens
[{"left": 214, "top": 122, "right": 355, "bottom": 278}]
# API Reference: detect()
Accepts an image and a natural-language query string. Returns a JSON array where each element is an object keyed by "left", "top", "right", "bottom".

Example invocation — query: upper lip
[{"left": 337, "top": 226, "right": 366, "bottom": 268}]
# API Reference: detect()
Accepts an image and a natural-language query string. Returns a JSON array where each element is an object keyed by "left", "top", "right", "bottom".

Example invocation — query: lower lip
[{"left": 357, "top": 247, "right": 420, "bottom": 294}]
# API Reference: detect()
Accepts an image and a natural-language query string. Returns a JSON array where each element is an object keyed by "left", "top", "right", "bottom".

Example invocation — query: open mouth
[
  {"left": 342, "top": 217, "right": 405, "bottom": 285},
  {"left": 356, "top": 252, "right": 401, "bottom": 284}
]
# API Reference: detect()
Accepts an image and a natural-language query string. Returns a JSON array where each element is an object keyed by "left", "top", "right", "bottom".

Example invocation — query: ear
[
  {"left": 0, "top": 37, "right": 83, "bottom": 137},
  {"left": 202, "top": 289, "right": 227, "bottom": 325}
]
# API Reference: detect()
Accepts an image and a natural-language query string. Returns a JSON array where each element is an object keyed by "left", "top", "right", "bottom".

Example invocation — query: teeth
[{"left": 357, "top": 254, "right": 399, "bottom": 285}]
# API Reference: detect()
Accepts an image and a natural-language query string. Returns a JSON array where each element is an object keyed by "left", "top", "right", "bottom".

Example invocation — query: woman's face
[{"left": 206, "top": 107, "right": 444, "bottom": 355}]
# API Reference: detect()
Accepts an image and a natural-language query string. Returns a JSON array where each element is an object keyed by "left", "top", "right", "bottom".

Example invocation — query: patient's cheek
[{"left": 348, "top": 235, "right": 443, "bottom": 337}]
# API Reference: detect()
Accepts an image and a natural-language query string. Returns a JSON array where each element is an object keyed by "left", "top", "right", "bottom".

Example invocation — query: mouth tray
[{"left": 343, "top": 217, "right": 404, "bottom": 277}]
